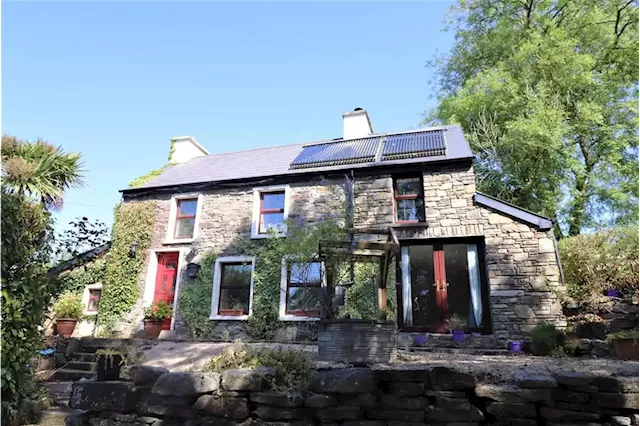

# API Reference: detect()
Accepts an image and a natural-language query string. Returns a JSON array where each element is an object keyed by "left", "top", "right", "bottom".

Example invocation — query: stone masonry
[
  {"left": 123, "top": 162, "right": 564, "bottom": 344},
  {"left": 68, "top": 364, "right": 639, "bottom": 426}
]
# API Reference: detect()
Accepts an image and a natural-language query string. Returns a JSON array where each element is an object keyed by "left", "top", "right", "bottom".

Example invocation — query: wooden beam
[{"left": 320, "top": 240, "right": 398, "bottom": 252}]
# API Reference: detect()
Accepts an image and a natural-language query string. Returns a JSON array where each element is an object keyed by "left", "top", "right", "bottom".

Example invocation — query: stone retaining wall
[{"left": 68, "top": 365, "right": 638, "bottom": 426}]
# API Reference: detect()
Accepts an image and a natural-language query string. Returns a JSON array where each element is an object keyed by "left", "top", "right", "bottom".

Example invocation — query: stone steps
[
  {"left": 65, "top": 361, "right": 95, "bottom": 371},
  {"left": 27, "top": 407, "right": 84, "bottom": 426},
  {"left": 71, "top": 352, "right": 96, "bottom": 362},
  {"left": 42, "top": 382, "right": 73, "bottom": 407},
  {"left": 48, "top": 368, "right": 94, "bottom": 382}
]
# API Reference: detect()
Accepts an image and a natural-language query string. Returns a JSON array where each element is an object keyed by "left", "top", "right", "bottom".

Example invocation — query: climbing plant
[
  {"left": 57, "top": 258, "right": 107, "bottom": 294},
  {"left": 179, "top": 252, "right": 218, "bottom": 338},
  {"left": 98, "top": 201, "right": 155, "bottom": 328},
  {"left": 128, "top": 139, "right": 177, "bottom": 188},
  {"left": 1, "top": 192, "right": 57, "bottom": 424}
]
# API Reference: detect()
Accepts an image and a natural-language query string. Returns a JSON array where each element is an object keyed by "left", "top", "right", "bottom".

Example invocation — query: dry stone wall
[
  {"left": 68, "top": 365, "right": 639, "bottom": 426},
  {"left": 123, "top": 162, "right": 564, "bottom": 344}
]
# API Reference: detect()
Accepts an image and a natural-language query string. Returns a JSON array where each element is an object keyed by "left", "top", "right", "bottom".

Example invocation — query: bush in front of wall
[
  {"left": 1, "top": 192, "right": 58, "bottom": 422},
  {"left": 530, "top": 323, "right": 567, "bottom": 356},
  {"left": 98, "top": 201, "right": 155, "bottom": 330},
  {"left": 201, "top": 343, "right": 312, "bottom": 397},
  {"left": 178, "top": 252, "right": 217, "bottom": 338},
  {"left": 53, "top": 292, "right": 84, "bottom": 319}
]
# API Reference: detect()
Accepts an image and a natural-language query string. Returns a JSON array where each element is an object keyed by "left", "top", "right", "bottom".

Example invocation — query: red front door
[{"left": 154, "top": 252, "right": 179, "bottom": 330}]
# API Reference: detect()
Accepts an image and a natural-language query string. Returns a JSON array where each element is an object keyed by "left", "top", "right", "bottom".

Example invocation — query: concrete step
[
  {"left": 48, "top": 369, "right": 94, "bottom": 382},
  {"left": 65, "top": 361, "right": 95, "bottom": 372},
  {"left": 27, "top": 407, "right": 84, "bottom": 426},
  {"left": 42, "top": 382, "right": 73, "bottom": 407},
  {"left": 71, "top": 352, "right": 96, "bottom": 362}
]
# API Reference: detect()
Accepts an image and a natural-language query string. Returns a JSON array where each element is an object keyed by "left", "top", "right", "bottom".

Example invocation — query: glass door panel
[
  {"left": 443, "top": 244, "right": 472, "bottom": 327},
  {"left": 408, "top": 245, "right": 439, "bottom": 328}
]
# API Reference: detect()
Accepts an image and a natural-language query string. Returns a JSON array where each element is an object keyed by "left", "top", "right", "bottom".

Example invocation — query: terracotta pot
[
  {"left": 143, "top": 320, "right": 164, "bottom": 338},
  {"left": 219, "top": 308, "right": 245, "bottom": 316},
  {"left": 612, "top": 338, "right": 639, "bottom": 361},
  {"left": 56, "top": 319, "right": 78, "bottom": 337}
]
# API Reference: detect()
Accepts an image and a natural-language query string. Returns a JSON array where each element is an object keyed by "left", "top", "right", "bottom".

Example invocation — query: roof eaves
[{"left": 473, "top": 192, "right": 554, "bottom": 230}]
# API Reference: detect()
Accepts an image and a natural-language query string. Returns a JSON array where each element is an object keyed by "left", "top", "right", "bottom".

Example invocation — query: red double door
[
  {"left": 154, "top": 252, "right": 178, "bottom": 330},
  {"left": 405, "top": 243, "right": 477, "bottom": 332}
]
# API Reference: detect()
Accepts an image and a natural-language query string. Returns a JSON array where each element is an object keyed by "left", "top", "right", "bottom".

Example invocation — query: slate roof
[{"left": 121, "top": 124, "right": 473, "bottom": 193}]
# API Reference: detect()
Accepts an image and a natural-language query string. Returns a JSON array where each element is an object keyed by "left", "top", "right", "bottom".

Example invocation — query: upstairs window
[
  {"left": 260, "top": 191, "right": 285, "bottom": 233},
  {"left": 252, "top": 186, "right": 290, "bottom": 239},
  {"left": 393, "top": 176, "right": 425, "bottom": 223},
  {"left": 174, "top": 199, "right": 198, "bottom": 239}
]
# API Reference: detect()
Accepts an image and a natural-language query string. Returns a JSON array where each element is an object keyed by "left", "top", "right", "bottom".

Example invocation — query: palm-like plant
[{"left": 1, "top": 135, "right": 84, "bottom": 208}]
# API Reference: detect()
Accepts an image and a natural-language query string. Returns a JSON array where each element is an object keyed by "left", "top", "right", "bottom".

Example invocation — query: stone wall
[
  {"left": 122, "top": 162, "right": 564, "bottom": 344},
  {"left": 68, "top": 364, "right": 639, "bottom": 426}
]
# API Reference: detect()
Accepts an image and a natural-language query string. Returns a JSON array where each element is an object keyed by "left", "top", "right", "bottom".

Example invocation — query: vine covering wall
[
  {"left": 178, "top": 220, "right": 396, "bottom": 341},
  {"left": 98, "top": 201, "right": 155, "bottom": 329},
  {"left": 57, "top": 258, "right": 107, "bottom": 294}
]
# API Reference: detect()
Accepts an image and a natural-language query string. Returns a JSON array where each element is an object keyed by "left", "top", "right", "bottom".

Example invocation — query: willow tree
[{"left": 429, "top": 0, "right": 639, "bottom": 236}]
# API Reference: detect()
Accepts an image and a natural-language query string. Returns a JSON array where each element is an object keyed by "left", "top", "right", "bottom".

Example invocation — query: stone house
[{"left": 119, "top": 109, "right": 565, "bottom": 345}]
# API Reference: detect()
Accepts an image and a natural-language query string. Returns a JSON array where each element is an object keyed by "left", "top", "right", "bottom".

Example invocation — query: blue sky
[{"left": 3, "top": 1, "right": 455, "bottom": 234}]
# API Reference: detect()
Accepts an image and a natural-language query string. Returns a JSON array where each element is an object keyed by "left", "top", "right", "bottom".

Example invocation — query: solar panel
[
  {"left": 290, "top": 137, "right": 381, "bottom": 169},
  {"left": 381, "top": 129, "right": 446, "bottom": 161}
]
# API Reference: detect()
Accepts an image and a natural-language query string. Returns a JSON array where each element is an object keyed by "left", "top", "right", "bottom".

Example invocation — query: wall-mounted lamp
[
  {"left": 129, "top": 241, "right": 138, "bottom": 258},
  {"left": 186, "top": 262, "right": 201, "bottom": 278}
]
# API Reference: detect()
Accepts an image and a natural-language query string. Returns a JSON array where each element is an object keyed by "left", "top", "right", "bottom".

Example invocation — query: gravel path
[{"left": 138, "top": 341, "right": 638, "bottom": 384}]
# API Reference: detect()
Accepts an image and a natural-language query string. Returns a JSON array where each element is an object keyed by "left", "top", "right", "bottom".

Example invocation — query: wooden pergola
[{"left": 317, "top": 227, "right": 400, "bottom": 312}]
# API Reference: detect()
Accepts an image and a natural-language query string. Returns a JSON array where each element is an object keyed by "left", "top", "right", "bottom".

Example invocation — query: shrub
[
  {"left": 606, "top": 329, "right": 639, "bottom": 342},
  {"left": 559, "top": 225, "right": 639, "bottom": 307},
  {"left": 143, "top": 300, "right": 173, "bottom": 321},
  {"left": 53, "top": 292, "right": 84, "bottom": 319},
  {"left": 530, "top": 323, "right": 566, "bottom": 356},
  {"left": 201, "top": 344, "right": 312, "bottom": 395}
]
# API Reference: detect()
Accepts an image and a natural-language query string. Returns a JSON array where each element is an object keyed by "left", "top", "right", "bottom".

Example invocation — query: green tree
[
  {"left": 429, "top": 0, "right": 639, "bottom": 236},
  {"left": 1, "top": 135, "right": 84, "bottom": 208}
]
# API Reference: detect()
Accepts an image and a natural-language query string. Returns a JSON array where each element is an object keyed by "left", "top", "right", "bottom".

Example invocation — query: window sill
[
  {"left": 250, "top": 233, "right": 285, "bottom": 240},
  {"left": 83, "top": 311, "right": 98, "bottom": 316},
  {"left": 163, "top": 238, "right": 194, "bottom": 245},
  {"left": 279, "top": 315, "right": 322, "bottom": 322},
  {"left": 391, "top": 222, "right": 428, "bottom": 228},
  {"left": 209, "top": 315, "right": 250, "bottom": 321}
]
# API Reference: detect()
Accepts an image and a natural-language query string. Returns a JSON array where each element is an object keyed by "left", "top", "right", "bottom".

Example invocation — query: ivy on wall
[
  {"left": 179, "top": 252, "right": 217, "bottom": 338},
  {"left": 98, "top": 201, "right": 155, "bottom": 328},
  {"left": 57, "top": 258, "right": 107, "bottom": 294},
  {"left": 178, "top": 219, "right": 397, "bottom": 340}
]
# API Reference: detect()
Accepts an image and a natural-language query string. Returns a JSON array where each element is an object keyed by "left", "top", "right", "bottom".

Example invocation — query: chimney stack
[
  {"left": 169, "top": 136, "right": 209, "bottom": 164},
  {"left": 342, "top": 108, "right": 373, "bottom": 140}
]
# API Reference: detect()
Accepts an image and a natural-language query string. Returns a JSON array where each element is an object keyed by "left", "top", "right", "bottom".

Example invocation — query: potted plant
[
  {"left": 95, "top": 348, "right": 126, "bottom": 381},
  {"left": 53, "top": 292, "right": 84, "bottom": 337},
  {"left": 219, "top": 303, "right": 246, "bottom": 317},
  {"left": 607, "top": 329, "right": 639, "bottom": 361},
  {"left": 143, "top": 300, "right": 173, "bottom": 338},
  {"left": 447, "top": 314, "right": 467, "bottom": 343}
]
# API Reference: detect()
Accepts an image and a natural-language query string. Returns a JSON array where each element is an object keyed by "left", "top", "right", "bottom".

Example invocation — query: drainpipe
[{"left": 552, "top": 235, "right": 565, "bottom": 286}]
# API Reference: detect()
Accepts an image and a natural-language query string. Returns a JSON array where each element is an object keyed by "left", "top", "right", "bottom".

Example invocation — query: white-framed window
[
  {"left": 82, "top": 283, "right": 103, "bottom": 315},
  {"left": 165, "top": 193, "right": 203, "bottom": 244},
  {"left": 210, "top": 256, "right": 256, "bottom": 320},
  {"left": 279, "top": 258, "right": 326, "bottom": 321},
  {"left": 251, "top": 185, "right": 290, "bottom": 239}
]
